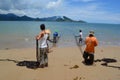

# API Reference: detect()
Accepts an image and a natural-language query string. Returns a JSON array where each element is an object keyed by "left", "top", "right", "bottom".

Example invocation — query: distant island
[{"left": 0, "top": 13, "right": 86, "bottom": 23}]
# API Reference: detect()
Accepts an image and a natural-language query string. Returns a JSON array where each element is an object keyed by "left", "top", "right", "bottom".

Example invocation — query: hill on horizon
[{"left": 0, "top": 13, "right": 86, "bottom": 23}]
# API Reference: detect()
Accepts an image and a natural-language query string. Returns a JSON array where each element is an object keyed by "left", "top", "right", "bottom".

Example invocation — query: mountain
[
  {"left": 0, "top": 13, "right": 86, "bottom": 22},
  {"left": 38, "top": 16, "right": 74, "bottom": 22},
  {"left": 0, "top": 13, "right": 34, "bottom": 21},
  {"left": 0, "top": 13, "right": 19, "bottom": 21},
  {"left": 19, "top": 15, "right": 34, "bottom": 21}
]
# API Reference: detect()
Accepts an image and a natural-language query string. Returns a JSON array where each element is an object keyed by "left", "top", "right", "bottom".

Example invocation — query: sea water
[{"left": 0, "top": 21, "right": 120, "bottom": 49}]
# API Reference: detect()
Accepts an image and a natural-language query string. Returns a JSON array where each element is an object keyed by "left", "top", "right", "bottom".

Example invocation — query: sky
[{"left": 0, "top": 0, "right": 120, "bottom": 24}]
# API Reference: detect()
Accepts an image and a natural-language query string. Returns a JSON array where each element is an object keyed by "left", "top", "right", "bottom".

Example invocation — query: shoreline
[
  {"left": 1, "top": 44, "right": 120, "bottom": 50},
  {"left": 0, "top": 46, "right": 120, "bottom": 80}
]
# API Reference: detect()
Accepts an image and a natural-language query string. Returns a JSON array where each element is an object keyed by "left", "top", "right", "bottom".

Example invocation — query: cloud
[
  {"left": 0, "top": 0, "right": 120, "bottom": 23},
  {"left": 91, "top": 12, "right": 120, "bottom": 23},
  {"left": 56, "top": 2, "right": 120, "bottom": 23},
  {"left": 0, "top": 0, "right": 63, "bottom": 17},
  {"left": 0, "top": 0, "right": 49, "bottom": 16},
  {"left": 46, "top": 0, "right": 62, "bottom": 9},
  {"left": 0, "top": 0, "right": 13, "bottom": 10},
  {"left": 71, "top": 0, "right": 95, "bottom": 2},
  {"left": 81, "top": 0, "right": 95, "bottom": 2},
  {"left": 0, "top": 9, "right": 26, "bottom": 16}
]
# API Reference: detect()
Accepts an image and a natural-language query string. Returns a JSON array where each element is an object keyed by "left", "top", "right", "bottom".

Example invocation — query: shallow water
[{"left": 0, "top": 21, "right": 120, "bottom": 49}]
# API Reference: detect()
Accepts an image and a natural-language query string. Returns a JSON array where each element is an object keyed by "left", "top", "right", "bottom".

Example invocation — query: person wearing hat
[
  {"left": 53, "top": 31, "right": 59, "bottom": 43},
  {"left": 83, "top": 30, "right": 98, "bottom": 65}
]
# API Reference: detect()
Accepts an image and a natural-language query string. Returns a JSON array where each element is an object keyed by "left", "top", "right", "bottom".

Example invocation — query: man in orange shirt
[{"left": 83, "top": 31, "right": 98, "bottom": 65}]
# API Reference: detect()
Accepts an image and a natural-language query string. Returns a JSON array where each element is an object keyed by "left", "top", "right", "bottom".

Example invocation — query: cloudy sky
[{"left": 0, "top": 0, "right": 120, "bottom": 24}]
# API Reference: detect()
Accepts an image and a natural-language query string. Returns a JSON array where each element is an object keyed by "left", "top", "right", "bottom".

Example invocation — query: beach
[
  {"left": 0, "top": 21, "right": 120, "bottom": 80},
  {"left": 0, "top": 46, "right": 120, "bottom": 80}
]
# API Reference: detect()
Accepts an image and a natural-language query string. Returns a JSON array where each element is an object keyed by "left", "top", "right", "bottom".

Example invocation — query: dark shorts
[
  {"left": 83, "top": 51, "right": 94, "bottom": 65},
  {"left": 79, "top": 38, "right": 82, "bottom": 41}
]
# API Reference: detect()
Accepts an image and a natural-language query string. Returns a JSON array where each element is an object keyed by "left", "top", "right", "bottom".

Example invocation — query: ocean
[{"left": 0, "top": 21, "right": 120, "bottom": 49}]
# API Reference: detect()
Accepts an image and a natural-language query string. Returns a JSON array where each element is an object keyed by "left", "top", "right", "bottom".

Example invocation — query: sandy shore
[{"left": 0, "top": 46, "right": 120, "bottom": 80}]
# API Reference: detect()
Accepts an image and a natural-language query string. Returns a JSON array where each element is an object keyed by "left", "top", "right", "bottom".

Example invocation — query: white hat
[{"left": 89, "top": 30, "right": 94, "bottom": 35}]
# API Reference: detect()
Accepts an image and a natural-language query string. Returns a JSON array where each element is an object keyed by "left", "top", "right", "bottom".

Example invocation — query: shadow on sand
[
  {"left": 16, "top": 61, "right": 39, "bottom": 69},
  {"left": 0, "top": 59, "right": 39, "bottom": 69},
  {"left": 74, "top": 35, "right": 84, "bottom": 54},
  {"left": 94, "top": 58, "right": 120, "bottom": 70}
]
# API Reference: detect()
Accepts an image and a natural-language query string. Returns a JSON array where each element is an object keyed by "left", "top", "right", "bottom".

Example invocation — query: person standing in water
[
  {"left": 53, "top": 31, "right": 59, "bottom": 43},
  {"left": 79, "top": 30, "right": 83, "bottom": 44}
]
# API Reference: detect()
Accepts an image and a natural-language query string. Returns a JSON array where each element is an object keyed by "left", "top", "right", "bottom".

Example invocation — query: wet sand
[{"left": 0, "top": 46, "right": 120, "bottom": 80}]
